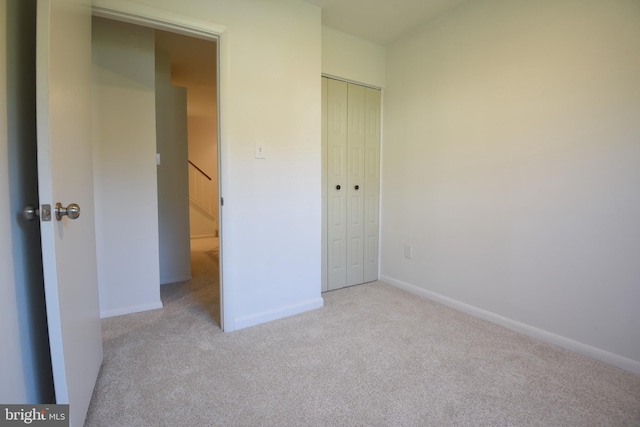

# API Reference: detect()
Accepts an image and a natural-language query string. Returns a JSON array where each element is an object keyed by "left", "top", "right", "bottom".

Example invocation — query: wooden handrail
[{"left": 188, "top": 160, "right": 212, "bottom": 181}]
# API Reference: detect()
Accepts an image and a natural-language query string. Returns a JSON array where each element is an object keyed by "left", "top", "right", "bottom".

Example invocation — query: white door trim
[
  {"left": 321, "top": 73, "right": 382, "bottom": 91},
  {"left": 91, "top": 1, "right": 232, "bottom": 331},
  {"left": 92, "top": 2, "right": 225, "bottom": 39}
]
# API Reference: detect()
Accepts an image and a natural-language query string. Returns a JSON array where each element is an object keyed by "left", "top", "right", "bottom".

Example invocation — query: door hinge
[{"left": 220, "top": 197, "right": 224, "bottom": 206}]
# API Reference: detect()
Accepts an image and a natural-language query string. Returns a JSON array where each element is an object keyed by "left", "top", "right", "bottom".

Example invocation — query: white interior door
[{"left": 36, "top": 0, "right": 103, "bottom": 425}]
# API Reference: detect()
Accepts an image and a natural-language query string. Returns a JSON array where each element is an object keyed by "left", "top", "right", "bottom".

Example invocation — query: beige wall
[
  {"left": 381, "top": 0, "right": 640, "bottom": 371},
  {"left": 188, "top": 115, "right": 217, "bottom": 178},
  {"left": 322, "top": 26, "right": 386, "bottom": 88},
  {"left": 188, "top": 115, "right": 218, "bottom": 238}
]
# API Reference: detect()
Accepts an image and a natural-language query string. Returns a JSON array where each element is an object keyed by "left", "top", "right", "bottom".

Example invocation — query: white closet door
[
  {"left": 346, "top": 83, "right": 366, "bottom": 286},
  {"left": 364, "top": 87, "right": 381, "bottom": 283},
  {"left": 323, "top": 77, "right": 381, "bottom": 292},
  {"left": 327, "top": 79, "right": 348, "bottom": 290}
]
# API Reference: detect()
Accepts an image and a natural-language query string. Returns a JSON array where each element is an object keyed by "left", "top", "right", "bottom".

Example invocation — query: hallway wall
[
  {"left": 156, "top": 49, "right": 191, "bottom": 284},
  {"left": 188, "top": 115, "right": 217, "bottom": 238},
  {"left": 92, "top": 17, "right": 162, "bottom": 317}
]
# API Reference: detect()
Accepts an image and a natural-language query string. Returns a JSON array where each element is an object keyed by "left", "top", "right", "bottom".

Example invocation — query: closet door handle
[
  {"left": 336, "top": 185, "right": 341, "bottom": 190},
  {"left": 354, "top": 185, "right": 360, "bottom": 190}
]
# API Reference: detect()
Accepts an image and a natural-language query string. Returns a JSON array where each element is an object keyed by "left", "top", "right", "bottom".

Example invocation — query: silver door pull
[{"left": 55, "top": 202, "right": 80, "bottom": 221}]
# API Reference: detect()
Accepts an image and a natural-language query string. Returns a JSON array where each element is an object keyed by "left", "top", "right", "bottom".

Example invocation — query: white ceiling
[{"left": 302, "top": 0, "right": 468, "bottom": 45}]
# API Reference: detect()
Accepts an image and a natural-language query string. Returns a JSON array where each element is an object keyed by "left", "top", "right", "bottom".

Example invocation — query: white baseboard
[
  {"left": 380, "top": 275, "right": 640, "bottom": 375},
  {"left": 100, "top": 300, "right": 163, "bottom": 319},
  {"left": 233, "top": 297, "right": 324, "bottom": 331},
  {"left": 190, "top": 234, "right": 217, "bottom": 240}
]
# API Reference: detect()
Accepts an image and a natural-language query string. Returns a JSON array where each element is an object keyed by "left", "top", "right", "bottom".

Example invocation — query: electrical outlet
[{"left": 404, "top": 244, "right": 413, "bottom": 259}]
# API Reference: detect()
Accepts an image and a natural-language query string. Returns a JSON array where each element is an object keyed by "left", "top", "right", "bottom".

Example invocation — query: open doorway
[
  {"left": 91, "top": 15, "right": 222, "bottom": 327},
  {"left": 155, "top": 30, "right": 218, "bottom": 242},
  {"left": 155, "top": 30, "right": 221, "bottom": 325}
]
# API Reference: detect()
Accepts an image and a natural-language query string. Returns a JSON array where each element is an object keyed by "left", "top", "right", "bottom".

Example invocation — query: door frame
[{"left": 92, "top": 2, "right": 230, "bottom": 330}]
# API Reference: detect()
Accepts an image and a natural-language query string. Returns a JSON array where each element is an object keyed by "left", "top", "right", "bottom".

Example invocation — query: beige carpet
[{"left": 85, "top": 243, "right": 640, "bottom": 426}]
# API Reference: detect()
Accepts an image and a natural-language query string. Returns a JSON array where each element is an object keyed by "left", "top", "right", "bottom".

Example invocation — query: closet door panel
[
  {"left": 326, "top": 79, "right": 348, "bottom": 290},
  {"left": 346, "top": 83, "right": 366, "bottom": 286}
]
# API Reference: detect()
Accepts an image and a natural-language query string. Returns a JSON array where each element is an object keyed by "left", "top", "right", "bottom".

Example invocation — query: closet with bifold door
[{"left": 322, "top": 77, "right": 381, "bottom": 292}]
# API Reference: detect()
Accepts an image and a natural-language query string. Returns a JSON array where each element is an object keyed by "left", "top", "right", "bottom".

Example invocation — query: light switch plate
[{"left": 255, "top": 141, "right": 266, "bottom": 159}]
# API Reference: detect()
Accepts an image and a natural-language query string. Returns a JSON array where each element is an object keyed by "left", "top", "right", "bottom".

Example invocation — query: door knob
[
  {"left": 354, "top": 185, "right": 360, "bottom": 190},
  {"left": 22, "top": 204, "right": 52, "bottom": 221},
  {"left": 336, "top": 185, "right": 341, "bottom": 190},
  {"left": 22, "top": 205, "right": 40, "bottom": 221},
  {"left": 55, "top": 202, "right": 80, "bottom": 221}
]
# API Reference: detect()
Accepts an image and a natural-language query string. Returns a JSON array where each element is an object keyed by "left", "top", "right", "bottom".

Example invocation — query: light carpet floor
[{"left": 85, "top": 244, "right": 640, "bottom": 426}]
